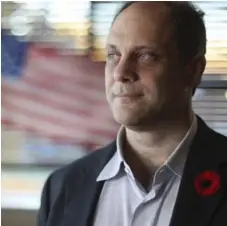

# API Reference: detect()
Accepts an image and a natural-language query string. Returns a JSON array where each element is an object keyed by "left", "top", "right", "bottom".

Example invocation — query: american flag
[{"left": 1, "top": 31, "right": 119, "bottom": 150}]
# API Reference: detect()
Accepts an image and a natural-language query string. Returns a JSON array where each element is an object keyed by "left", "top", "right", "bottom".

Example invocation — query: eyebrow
[
  {"left": 106, "top": 44, "right": 157, "bottom": 52},
  {"left": 106, "top": 44, "right": 118, "bottom": 50}
]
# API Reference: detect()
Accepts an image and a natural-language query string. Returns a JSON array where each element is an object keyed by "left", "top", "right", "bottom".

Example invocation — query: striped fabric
[{"left": 2, "top": 44, "right": 119, "bottom": 149}]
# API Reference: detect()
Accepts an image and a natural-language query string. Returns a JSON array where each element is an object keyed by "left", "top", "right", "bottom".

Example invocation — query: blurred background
[{"left": 1, "top": 1, "right": 227, "bottom": 226}]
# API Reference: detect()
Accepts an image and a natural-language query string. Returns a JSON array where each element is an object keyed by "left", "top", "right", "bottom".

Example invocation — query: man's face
[{"left": 105, "top": 2, "right": 193, "bottom": 128}]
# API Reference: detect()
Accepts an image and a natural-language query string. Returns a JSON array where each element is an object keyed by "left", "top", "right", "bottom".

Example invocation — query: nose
[{"left": 113, "top": 60, "right": 139, "bottom": 83}]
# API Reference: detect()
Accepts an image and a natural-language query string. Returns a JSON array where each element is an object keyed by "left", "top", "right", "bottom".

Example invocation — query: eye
[
  {"left": 138, "top": 52, "right": 158, "bottom": 61},
  {"left": 106, "top": 52, "right": 120, "bottom": 63},
  {"left": 107, "top": 53, "right": 115, "bottom": 59}
]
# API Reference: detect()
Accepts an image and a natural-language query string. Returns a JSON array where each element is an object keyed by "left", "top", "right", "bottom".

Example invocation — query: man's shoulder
[
  {"left": 198, "top": 116, "right": 227, "bottom": 150},
  {"left": 39, "top": 141, "right": 116, "bottom": 211},
  {"left": 48, "top": 141, "right": 116, "bottom": 186}
]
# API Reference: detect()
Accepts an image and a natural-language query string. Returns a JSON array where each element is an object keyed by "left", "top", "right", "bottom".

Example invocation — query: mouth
[{"left": 114, "top": 93, "right": 144, "bottom": 98}]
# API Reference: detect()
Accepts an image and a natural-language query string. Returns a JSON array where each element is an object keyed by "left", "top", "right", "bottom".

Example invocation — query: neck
[{"left": 123, "top": 111, "right": 194, "bottom": 172}]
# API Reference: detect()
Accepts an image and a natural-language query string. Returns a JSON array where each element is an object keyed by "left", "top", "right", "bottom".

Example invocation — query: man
[{"left": 37, "top": 2, "right": 227, "bottom": 226}]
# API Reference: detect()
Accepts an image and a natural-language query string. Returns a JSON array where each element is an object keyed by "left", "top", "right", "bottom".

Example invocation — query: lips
[{"left": 114, "top": 93, "right": 143, "bottom": 98}]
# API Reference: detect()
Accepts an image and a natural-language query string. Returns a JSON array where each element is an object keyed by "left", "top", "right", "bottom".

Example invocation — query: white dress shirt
[{"left": 93, "top": 116, "right": 197, "bottom": 226}]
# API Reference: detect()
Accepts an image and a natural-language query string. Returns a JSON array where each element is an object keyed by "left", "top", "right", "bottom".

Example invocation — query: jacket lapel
[
  {"left": 170, "top": 116, "right": 227, "bottom": 226},
  {"left": 63, "top": 141, "right": 116, "bottom": 226}
]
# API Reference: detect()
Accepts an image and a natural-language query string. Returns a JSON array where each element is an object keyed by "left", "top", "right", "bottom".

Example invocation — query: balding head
[{"left": 112, "top": 1, "right": 206, "bottom": 63}]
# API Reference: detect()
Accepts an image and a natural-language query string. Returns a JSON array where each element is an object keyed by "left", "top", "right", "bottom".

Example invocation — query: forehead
[{"left": 107, "top": 2, "right": 174, "bottom": 49}]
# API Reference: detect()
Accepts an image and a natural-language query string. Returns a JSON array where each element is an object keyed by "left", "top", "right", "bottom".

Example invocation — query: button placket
[{"left": 130, "top": 201, "right": 147, "bottom": 226}]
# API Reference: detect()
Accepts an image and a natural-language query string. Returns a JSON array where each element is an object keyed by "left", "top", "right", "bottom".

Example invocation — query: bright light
[{"left": 9, "top": 14, "right": 32, "bottom": 36}]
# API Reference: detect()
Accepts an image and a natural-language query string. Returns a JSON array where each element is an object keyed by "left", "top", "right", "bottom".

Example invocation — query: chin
[
  {"left": 111, "top": 104, "right": 163, "bottom": 129},
  {"left": 109, "top": 98, "right": 159, "bottom": 126},
  {"left": 112, "top": 109, "right": 144, "bottom": 127}
]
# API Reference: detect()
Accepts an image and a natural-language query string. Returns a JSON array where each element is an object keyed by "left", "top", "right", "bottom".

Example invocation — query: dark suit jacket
[{"left": 37, "top": 116, "right": 227, "bottom": 226}]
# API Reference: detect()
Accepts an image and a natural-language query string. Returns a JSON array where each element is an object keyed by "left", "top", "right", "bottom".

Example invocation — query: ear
[
  {"left": 185, "top": 55, "right": 206, "bottom": 90},
  {"left": 193, "top": 55, "right": 206, "bottom": 87}
]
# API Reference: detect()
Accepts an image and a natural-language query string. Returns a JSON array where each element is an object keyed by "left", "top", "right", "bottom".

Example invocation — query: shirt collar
[
  {"left": 96, "top": 126, "right": 124, "bottom": 181},
  {"left": 97, "top": 115, "right": 197, "bottom": 181},
  {"left": 165, "top": 114, "right": 197, "bottom": 177}
]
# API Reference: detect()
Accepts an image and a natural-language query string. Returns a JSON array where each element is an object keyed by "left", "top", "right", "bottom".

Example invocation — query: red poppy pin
[{"left": 194, "top": 170, "right": 221, "bottom": 196}]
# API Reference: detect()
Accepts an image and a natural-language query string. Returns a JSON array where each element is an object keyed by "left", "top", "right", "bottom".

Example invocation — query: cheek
[
  {"left": 141, "top": 77, "right": 167, "bottom": 106},
  {"left": 141, "top": 74, "right": 160, "bottom": 95},
  {"left": 141, "top": 64, "right": 171, "bottom": 92},
  {"left": 104, "top": 71, "right": 113, "bottom": 97}
]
